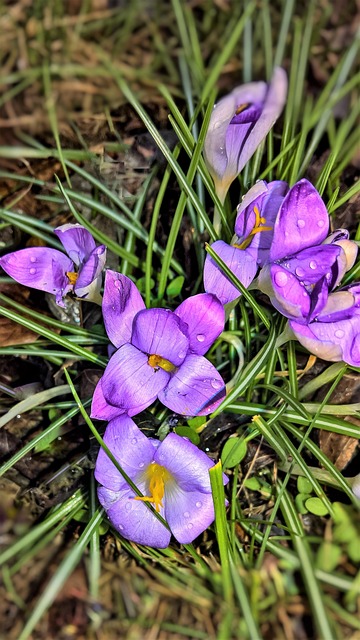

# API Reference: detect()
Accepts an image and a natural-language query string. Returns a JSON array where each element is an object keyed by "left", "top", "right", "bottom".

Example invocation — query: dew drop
[
  {"left": 113, "top": 279, "right": 120, "bottom": 288},
  {"left": 187, "top": 523, "right": 193, "bottom": 530},
  {"left": 195, "top": 501, "right": 202, "bottom": 508},
  {"left": 196, "top": 334, "right": 205, "bottom": 342},
  {"left": 118, "top": 524, "right": 124, "bottom": 530},
  {"left": 350, "top": 334, "right": 360, "bottom": 363},
  {"left": 131, "top": 438, "right": 137, "bottom": 444},
  {"left": 211, "top": 379, "right": 222, "bottom": 390},
  {"left": 309, "top": 261, "right": 317, "bottom": 270},
  {"left": 274, "top": 271, "right": 288, "bottom": 287},
  {"left": 125, "top": 502, "right": 132, "bottom": 511},
  {"left": 295, "top": 267, "right": 305, "bottom": 278},
  {"left": 29, "top": 268, "right": 36, "bottom": 275},
  {"left": 334, "top": 329, "right": 344, "bottom": 338},
  {"left": 184, "top": 511, "right": 190, "bottom": 518},
  {"left": 317, "top": 220, "right": 325, "bottom": 228},
  {"left": 30, "top": 256, "right": 37, "bottom": 263},
  {"left": 178, "top": 351, "right": 186, "bottom": 359},
  {"left": 139, "top": 462, "right": 145, "bottom": 468},
  {"left": 297, "top": 219, "right": 305, "bottom": 228}
]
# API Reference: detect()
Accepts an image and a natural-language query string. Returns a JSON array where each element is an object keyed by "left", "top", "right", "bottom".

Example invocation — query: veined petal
[
  {"left": 98, "top": 486, "right": 170, "bottom": 548},
  {"left": 54, "top": 224, "right": 97, "bottom": 265},
  {"left": 203, "top": 240, "right": 257, "bottom": 305},
  {"left": 131, "top": 308, "right": 189, "bottom": 367},
  {"left": 75, "top": 244, "right": 106, "bottom": 293},
  {"left": 0, "top": 247, "right": 73, "bottom": 297},
  {"left": 91, "top": 378, "right": 126, "bottom": 421},
  {"left": 318, "top": 286, "right": 360, "bottom": 322},
  {"left": 158, "top": 354, "right": 225, "bottom": 416},
  {"left": 174, "top": 293, "right": 225, "bottom": 356},
  {"left": 270, "top": 179, "right": 329, "bottom": 261},
  {"left": 102, "top": 271, "right": 145, "bottom": 348},
  {"left": 100, "top": 343, "right": 170, "bottom": 416},
  {"left": 290, "top": 316, "right": 360, "bottom": 367},
  {"left": 94, "top": 417, "right": 155, "bottom": 490},
  {"left": 164, "top": 485, "right": 215, "bottom": 544},
  {"left": 259, "top": 264, "right": 311, "bottom": 322},
  {"left": 283, "top": 244, "right": 341, "bottom": 285},
  {"left": 154, "top": 432, "right": 214, "bottom": 493}
]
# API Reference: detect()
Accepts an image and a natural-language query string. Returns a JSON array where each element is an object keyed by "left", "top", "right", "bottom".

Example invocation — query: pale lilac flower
[
  {"left": 0, "top": 223, "right": 106, "bottom": 307},
  {"left": 257, "top": 180, "right": 358, "bottom": 324},
  {"left": 288, "top": 283, "right": 360, "bottom": 366},
  {"left": 203, "top": 180, "right": 288, "bottom": 305},
  {"left": 91, "top": 271, "right": 226, "bottom": 419},
  {"left": 95, "top": 415, "right": 228, "bottom": 548},
  {"left": 203, "top": 67, "right": 287, "bottom": 202}
]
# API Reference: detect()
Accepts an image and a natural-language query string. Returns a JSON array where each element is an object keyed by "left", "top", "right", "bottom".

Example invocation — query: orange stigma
[
  {"left": 148, "top": 354, "right": 176, "bottom": 373},
  {"left": 234, "top": 205, "right": 272, "bottom": 250},
  {"left": 66, "top": 271, "right": 78, "bottom": 286},
  {"left": 234, "top": 103, "right": 250, "bottom": 115},
  {"left": 134, "top": 463, "right": 172, "bottom": 512}
]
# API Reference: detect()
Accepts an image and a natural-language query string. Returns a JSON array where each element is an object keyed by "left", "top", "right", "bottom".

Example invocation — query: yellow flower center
[
  {"left": 233, "top": 205, "right": 272, "bottom": 251},
  {"left": 66, "top": 271, "right": 78, "bottom": 286},
  {"left": 148, "top": 354, "right": 176, "bottom": 372},
  {"left": 134, "top": 463, "right": 173, "bottom": 512}
]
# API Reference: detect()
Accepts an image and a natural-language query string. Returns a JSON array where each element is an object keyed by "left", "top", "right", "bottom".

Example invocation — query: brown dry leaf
[{"left": 0, "top": 282, "right": 56, "bottom": 347}]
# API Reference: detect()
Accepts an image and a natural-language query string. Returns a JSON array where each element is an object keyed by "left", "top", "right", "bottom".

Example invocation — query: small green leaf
[
  {"left": 174, "top": 426, "right": 200, "bottom": 445},
  {"left": 295, "top": 493, "right": 312, "bottom": 515},
  {"left": 305, "top": 497, "right": 330, "bottom": 516},
  {"left": 316, "top": 542, "right": 342, "bottom": 572},
  {"left": 221, "top": 437, "right": 247, "bottom": 469},
  {"left": 166, "top": 275, "right": 185, "bottom": 298},
  {"left": 297, "top": 476, "right": 313, "bottom": 494},
  {"left": 136, "top": 276, "right": 155, "bottom": 293},
  {"left": 244, "top": 477, "right": 261, "bottom": 491},
  {"left": 187, "top": 416, "right": 206, "bottom": 429}
]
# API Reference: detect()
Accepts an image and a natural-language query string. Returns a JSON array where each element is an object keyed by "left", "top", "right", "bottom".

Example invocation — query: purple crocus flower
[
  {"left": 0, "top": 223, "right": 106, "bottom": 307},
  {"left": 288, "top": 283, "right": 360, "bottom": 367},
  {"left": 91, "top": 271, "right": 226, "bottom": 419},
  {"left": 203, "top": 180, "right": 288, "bottom": 305},
  {"left": 257, "top": 179, "right": 358, "bottom": 324},
  {"left": 203, "top": 67, "right": 287, "bottom": 202},
  {"left": 95, "top": 415, "right": 228, "bottom": 548}
]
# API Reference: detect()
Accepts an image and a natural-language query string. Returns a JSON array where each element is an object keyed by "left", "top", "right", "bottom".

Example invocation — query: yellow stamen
[
  {"left": 134, "top": 463, "right": 172, "bottom": 512},
  {"left": 234, "top": 205, "right": 272, "bottom": 251},
  {"left": 148, "top": 353, "right": 176, "bottom": 372},
  {"left": 66, "top": 271, "right": 78, "bottom": 286},
  {"left": 234, "top": 103, "right": 250, "bottom": 115}
]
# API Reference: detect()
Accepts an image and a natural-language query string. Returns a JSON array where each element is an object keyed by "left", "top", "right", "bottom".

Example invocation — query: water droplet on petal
[
  {"left": 297, "top": 219, "right": 305, "bottom": 228},
  {"left": 30, "top": 256, "right": 37, "bottom": 263},
  {"left": 318, "top": 220, "right": 325, "bottom": 228},
  {"left": 113, "top": 279, "right": 120, "bottom": 288},
  {"left": 131, "top": 438, "right": 137, "bottom": 444},
  {"left": 274, "top": 271, "right": 288, "bottom": 287},
  {"left": 125, "top": 502, "right": 132, "bottom": 511},
  {"left": 139, "top": 462, "right": 145, "bottom": 468},
  {"left": 196, "top": 334, "right": 205, "bottom": 342},
  {"left": 118, "top": 524, "right": 124, "bottom": 530},
  {"left": 195, "top": 501, "right": 202, "bottom": 508},
  {"left": 187, "top": 523, "right": 193, "bottom": 530},
  {"left": 295, "top": 267, "right": 305, "bottom": 278},
  {"left": 211, "top": 379, "right": 222, "bottom": 390},
  {"left": 184, "top": 511, "right": 190, "bottom": 518},
  {"left": 29, "top": 268, "right": 36, "bottom": 275},
  {"left": 334, "top": 329, "right": 344, "bottom": 338},
  {"left": 309, "top": 261, "right": 317, "bottom": 270},
  {"left": 178, "top": 351, "right": 186, "bottom": 359}
]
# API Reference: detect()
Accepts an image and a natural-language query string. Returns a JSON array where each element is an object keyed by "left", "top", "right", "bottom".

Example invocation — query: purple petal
[
  {"left": 174, "top": 294, "right": 225, "bottom": 356},
  {"left": 154, "top": 433, "right": 214, "bottom": 492},
  {"left": 131, "top": 309, "right": 189, "bottom": 367},
  {"left": 54, "top": 224, "right": 96, "bottom": 265},
  {"left": 98, "top": 486, "right": 171, "bottom": 548},
  {"left": 102, "top": 271, "right": 145, "bottom": 348},
  {"left": 164, "top": 486, "right": 215, "bottom": 544},
  {"left": 158, "top": 354, "right": 225, "bottom": 416},
  {"left": 91, "top": 377, "right": 126, "bottom": 421},
  {"left": 270, "top": 179, "right": 329, "bottom": 261},
  {"left": 75, "top": 244, "right": 106, "bottom": 294},
  {"left": 259, "top": 264, "right": 311, "bottom": 321},
  {"left": 318, "top": 287, "right": 360, "bottom": 322},
  {"left": 94, "top": 417, "right": 155, "bottom": 489},
  {"left": 290, "top": 316, "right": 360, "bottom": 367},
  {"left": 203, "top": 240, "right": 258, "bottom": 305},
  {"left": 283, "top": 245, "right": 341, "bottom": 285},
  {"left": 0, "top": 247, "right": 73, "bottom": 298},
  {"left": 100, "top": 343, "right": 169, "bottom": 416}
]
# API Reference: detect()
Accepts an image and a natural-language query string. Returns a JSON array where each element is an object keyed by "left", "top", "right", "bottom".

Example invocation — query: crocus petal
[
  {"left": 131, "top": 308, "right": 189, "bottom": 367},
  {"left": 164, "top": 486, "right": 215, "bottom": 544},
  {"left": 289, "top": 321, "right": 344, "bottom": 362},
  {"left": 94, "top": 417, "right": 155, "bottom": 490},
  {"left": 203, "top": 240, "right": 257, "bottom": 305},
  {"left": 259, "top": 264, "right": 310, "bottom": 322},
  {"left": 158, "top": 354, "right": 225, "bottom": 416},
  {"left": 332, "top": 240, "right": 358, "bottom": 285},
  {"left": 290, "top": 316, "right": 360, "bottom": 367},
  {"left": 75, "top": 244, "right": 107, "bottom": 293},
  {"left": 0, "top": 247, "right": 73, "bottom": 297},
  {"left": 91, "top": 378, "right": 126, "bottom": 421},
  {"left": 174, "top": 294, "right": 225, "bottom": 356},
  {"left": 98, "top": 486, "right": 171, "bottom": 548},
  {"left": 270, "top": 179, "right": 329, "bottom": 261},
  {"left": 54, "top": 223, "right": 96, "bottom": 265},
  {"left": 317, "top": 290, "right": 360, "bottom": 323},
  {"left": 154, "top": 432, "right": 214, "bottom": 493},
  {"left": 283, "top": 245, "right": 341, "bottom": 286},
  {"left": 102, "top": 271, "right": 145, "bottom": 348},
  {"left": 100, "top": 343, "right": 170, "bottom": 416}
]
